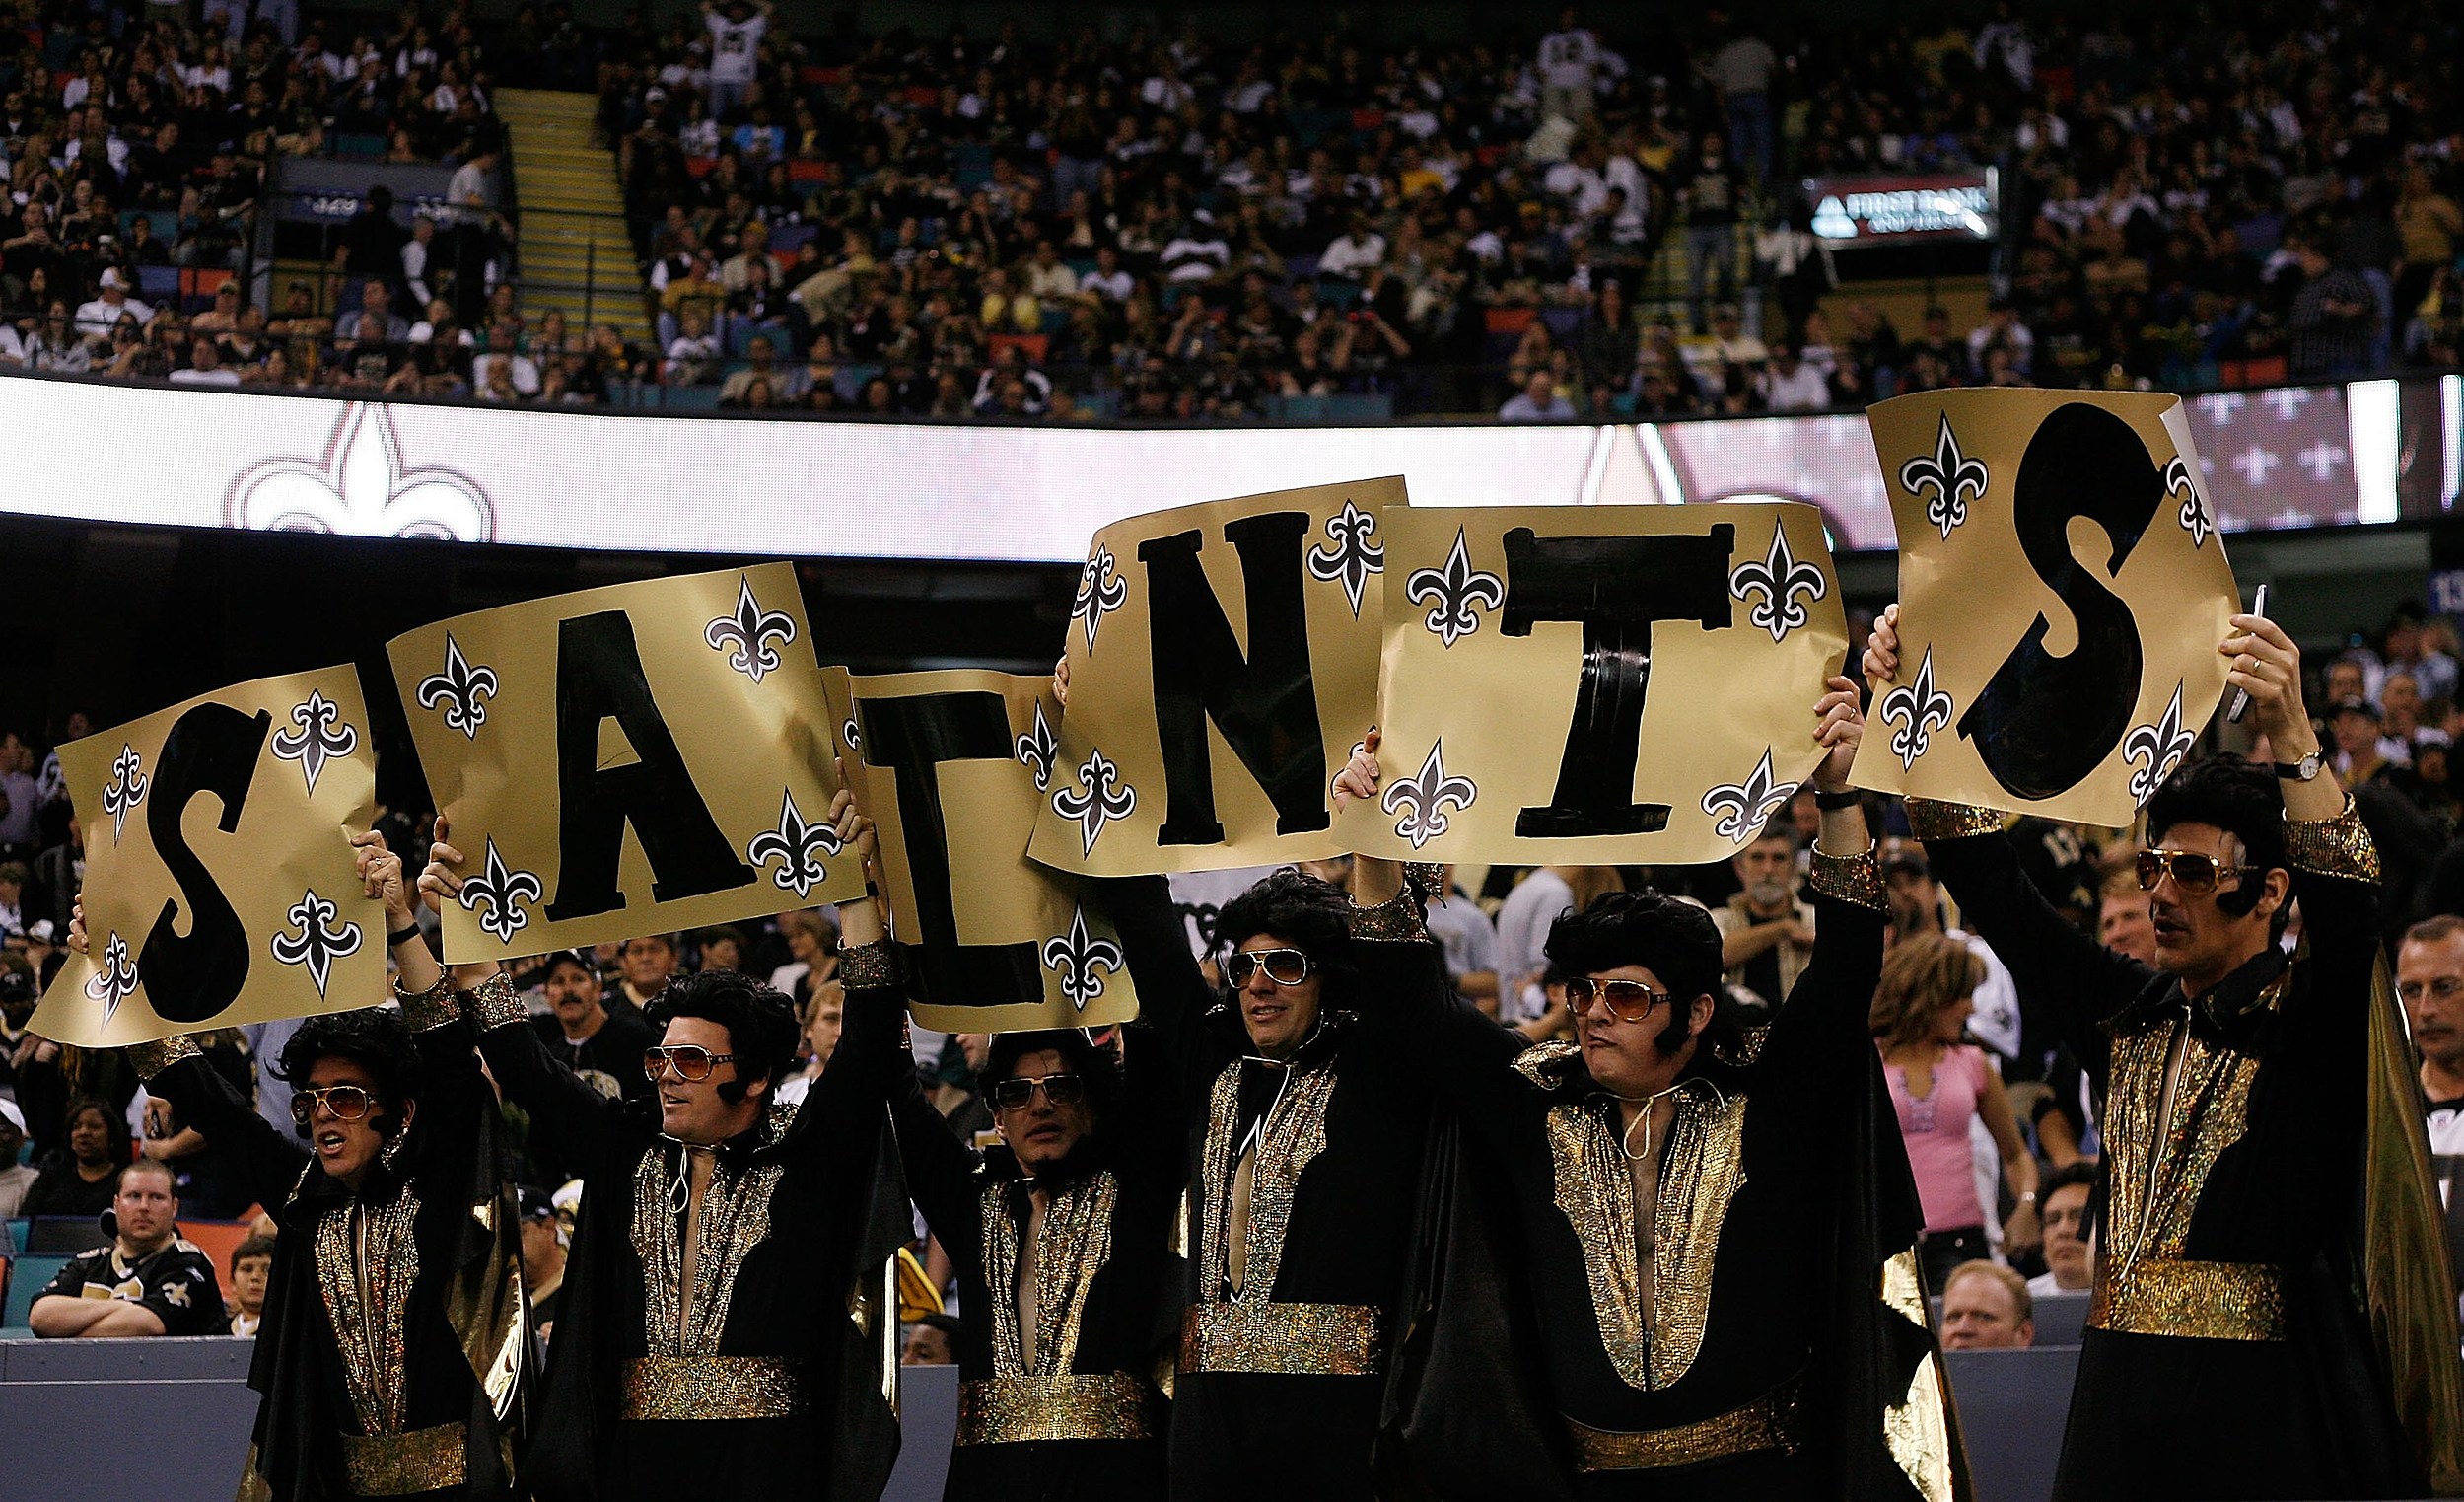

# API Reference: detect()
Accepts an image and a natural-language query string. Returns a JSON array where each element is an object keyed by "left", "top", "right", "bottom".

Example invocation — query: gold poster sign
[
  {"left": 1339, "top": 502, "right": 1848, "bottom": 864},
  {"left": 34, "top": 668, "right": 385, "bottom": 1046},
  {"left": 1849, "top": 391, "right": 2239, "bottom": 826},
  {"left": 1025, "top": 477, "right": 1403, "bottom": 876},
  {"left": 830, "top": 668, "right": 1138, "bottom": 1033},
  {"left": 388, "top": 562, "right": 863, "bottom": 961}
]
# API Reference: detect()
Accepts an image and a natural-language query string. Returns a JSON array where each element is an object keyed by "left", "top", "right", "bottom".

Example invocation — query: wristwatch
[{"left": 2273, "top": 751, "right": 2326, "bottom": 782}]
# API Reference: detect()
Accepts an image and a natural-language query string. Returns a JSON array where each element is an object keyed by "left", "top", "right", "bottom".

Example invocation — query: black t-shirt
[{"left": 40, "top": 1239, "right": 230, "bottom": 1335}]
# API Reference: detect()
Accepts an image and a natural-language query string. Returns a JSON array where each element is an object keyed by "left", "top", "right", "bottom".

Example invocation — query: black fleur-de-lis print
[
  {"left": 1306, "top": 500, "right": 1385, "bottom": 618},
  {"left": 1380, "top": 740, "right": 1478, "bottom": 850},
  {"left": 270, "top": 691, "right": 359, "bottom": 798},
  {"left": 705, "top": 576, "right": 800, "bottom": 683},
  {"left": 1700, "top": 749, "right": 1799, "bottom": 844},
  {"left": 457, "top": 836, "right": 544, "bottom": 945},
  {"left": 1879, "top": 648, "right": 1957, "bottom": 771},
  {"left": 1404, "top": 529, "right": 1506, "bottom": 648},
  {"left": 1041, "top": 904, "right": 1125, "bottom": 1010},
  {"left": 269, "top": 887, "right": 364, "bottom": 999},
  {"left": 1728, "top": 525, "right": 1829, "bottom": 645},
  {"left": 2122, "top": 682, "right": 2197, "bottom": 808},
  {"left": 1071, "top": 546, "right": 1128, "bottom": 652},
  {"left": 745, "top": 789, "right": 844, "bottom": 899},
  {"left": 416, "top": 634, "right": 500, "bottom": 741},
  {"left": 1051, "top": 748, "right": 1137, "bottom": 857},
  {"left": 1900, "top": 413, "right": 1991, "bottom": 539}
]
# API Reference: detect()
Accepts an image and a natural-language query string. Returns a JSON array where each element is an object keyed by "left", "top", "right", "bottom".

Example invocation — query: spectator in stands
[
  {"left": 1761, "top": 339, "right": 1831, "bottom": 411},
  {"left": 1712, "top": 825, "right": 1814, "bottom": 1011},
  {"left": 1872, "top": 933, "right": 2042, "bottom": 1289},
  {"left": 532, "top": 948, "right": 656, "bottom": 1118},
  {"left": 772, "top": 979, "right": 844, "bottom": 1108},
  {"left": 2287, "top": 238, "right": 2378, "bottom": 380},
  {"left": 902, "top": 1312, "right": 960, "bottom": 1366},
  {"left": 1939, "top": 1260, "right": 2035, "bottom": 1351},
  {"left": 72, "top": 267, "right": 153, "bottom": 340},
  {"left": 1497, "top": 368, "right": 1575, "bottom": 421},
  {"left": 170, "top": 337, "right": 241, "bottom": 386},
  {"left": 2028, "top": 1162, "right": 2098, "bottom": 1298},
  {"left": 664, "top": 307, "right": 722, "bottom": 384},
  {"left": 21, "top": 1096, "right": 129, "bottom": 1221},
  {"left": 226, "top": 1233, "right": 274, "bottom": 1337},
  {"left": 29, "top": 1158, "right": 227, "bottom": 1337},
  {"left": 519, "top": 1186, "right": 567, "bottom": 1341},
  {"left": 0, "top": 1097, "right": 35, "bottom": 1217},
  {"left": 614, "top": 932, "right": 679, "bottom": 1013}
]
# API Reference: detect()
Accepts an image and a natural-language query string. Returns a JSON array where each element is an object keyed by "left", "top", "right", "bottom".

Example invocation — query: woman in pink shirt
[{"left": 1874, "top": 933, "right": 2043, "bottom": 1289}]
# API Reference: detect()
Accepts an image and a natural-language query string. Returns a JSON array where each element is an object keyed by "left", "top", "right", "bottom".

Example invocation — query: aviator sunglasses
[
  {"left": 1226, "top": 948, "right": 1313, "bottom": 987},
  {"left": 2134, "top": 848, "right": 2260, "bottom": 896},
  {"left": 1564, "top": 976, "right": 1673, "bottom": 1024},
  {"left": 988, "top": 1072, "right": 1088, "bottom": 1110},
  {"left": 643, "top": 1044, "right": 740, "bottom": 1082}
]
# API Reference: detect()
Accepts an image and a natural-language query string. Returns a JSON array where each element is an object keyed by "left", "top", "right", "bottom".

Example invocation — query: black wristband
[
  {"left": 386, "top": 922, "right": 426, "bottom": 949},
  {"left": 1812, "top": 788, "right": 1864, "bottom": 811}
]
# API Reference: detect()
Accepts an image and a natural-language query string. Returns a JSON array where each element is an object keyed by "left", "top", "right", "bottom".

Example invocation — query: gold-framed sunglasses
[
  {"left": 643, "top": 1044, "right": 739, "bottom": 1082},
  {"left": 1227, "top": 948, "right": 1312, "bottom": 987},
  {"left": 988, "top": 1072, "right": 1087, "bottom": 1110},
  {"left": 290, "top": 1084, "right": 376, "bottom": 1126},
  {"left": 2134, "top": 848, "right": 2260, "bottom": 896},
  {"left": 1565, "top": 976, "right": 1672, "bottom": 1024}
]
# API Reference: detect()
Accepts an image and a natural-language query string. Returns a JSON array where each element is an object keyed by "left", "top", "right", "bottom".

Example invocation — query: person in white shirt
[
  {"left": 2024, "top": 1164, "right": 2097, "bottom": 1298},
  {"left": 0, "top": 1099, "right": 36, "bottom": 1219},
  {"left": 168, "top": 336, "right": 242, "bottom": 385},
  {"left": 1492, "top": 867, "right": 1579, "bottom": 1022},
  {"left": 1535, "top": 7, "right": 1611, "bottom": 124},
  {"left": 1760, "top": 341, "right": 1832, "bottom": 411},
  {"left": 701, "top": 0, "right": 771, "bottom": 117},
  {"left": 1497, "top": 369, "right": 1577, "bottom": 421},
  {"left": 1021, "top": 240, "right": 1078, "bottom": 301},
  {"left": 74, "top": 267, "right": 154, "bottom": 338},
  {"left": 0, "top": 321, "right": 24, "bottom": 367},
  {"left": 1079, "top": 244, "right": 1135, "bottom": 302},
  {"left": 1317, "top": 213, "right": 1387, "bottom": 279}
]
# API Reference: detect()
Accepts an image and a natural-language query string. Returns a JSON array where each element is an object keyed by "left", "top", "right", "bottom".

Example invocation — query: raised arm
[
  {"left": 1091, "top": 874, "right": 1225, "bottom": 1110},
  {"left": 1764, "top": 679, "right": 1891, "bottom": 1061}
]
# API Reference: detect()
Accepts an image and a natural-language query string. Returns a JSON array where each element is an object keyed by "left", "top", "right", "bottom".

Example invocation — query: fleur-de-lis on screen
[
  {"left": 269, "top": 887, "right": 364, "bottom": 999},
  {"left": 1015, "top": 702, "right": 1060, "bottom": 791},
  {"left": 1728, "top": 525, "right": 1829, "bottom": 645},
  {"left": 1381, "top": 741, "right": 1478, "bottom": 850},
  {"left": 101, "top": 744, "right": 148, "bottom": 843},
  {"left": 2123, "top": 682, "right": 2198, "bottom": 808},
  {"left": 1879, "top": 647, "right": 1957, "bottom": 771},
  {"left": 1900, "top": 413, "right": 1991, "bottom": 539},
  {"left": 745, "top": 788, "right": 845, "bottom": 899},
  {"left": 1052, "top": 747, "right": 1137, "bottom": 856},
  {"left": 1405, "top": 529, "right": 1506, "bottom": 648},
  {"left": 2164, "top": 456, "right": 2213, "bottom": 549},
  {"left": 1071, "top": 546, "right": 1128, "bottom": 651},
  {"left": 84, "top": 930, "right": 140, "bottom": 1025},
  {"left": 457, "top": 837, "right": 544, "bottom": 945},
  {"left": 705, "top": 576, "right": 799, "bottom": 683},
  {"left": 1306, "top": 500, "right": 1385, "bottom": 618},
  {"left": 270, "top": 690, "right": 359, "bottom": 798},
  {"left": 1041, "top": 904, "right": 1125, "bottom": 1010},
  {"left": 1700, "top": 749, "right": 1800, "bottom": 844},
  {"left": 417, "top": 634, "right": 500, "bottom": 741},
  {"left": 227, "top": 402, "right": 493, "bottom": 540}
]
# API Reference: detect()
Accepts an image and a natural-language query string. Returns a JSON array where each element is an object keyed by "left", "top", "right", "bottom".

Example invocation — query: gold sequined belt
[
  {"left": 2088, "top": 1258, "right": 2288, "bottom": 1342},
  {"left": 338, "top": 1422, "right": 469, "bottom": 1496},
  {"left": 618, "top": 1355, "right": 811, "bottom": 1421},
  {"left": 956, "top": 1371, "right": 1161, "bottom": 1445},
  {"left": 1178, "top": 1300, "right": 1383, "bottom": 1376},
  {"left": 1565, "top": 1376, "right": 1805, "bottom": 1472}
]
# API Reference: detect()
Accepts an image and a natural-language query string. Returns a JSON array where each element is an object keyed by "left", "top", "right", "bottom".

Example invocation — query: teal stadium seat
[{"left": 3, "top": 1254, "right": 72, "bottom": 1327}]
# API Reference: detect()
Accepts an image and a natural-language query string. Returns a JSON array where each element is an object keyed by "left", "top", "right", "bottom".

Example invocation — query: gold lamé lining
[
  {"left": 618, "top": 1355, "right": 811, "bottom": 1420},
  {"left": 1807, "top": 846, "right": 1888, "bottom": 912},
  {"left": 316, "top": 1190, "right": 422, "bottom": 1436},
  {"left": 338, "top": 1421, "right": 469, "bottom": 1496},
  {"left": 838, "top": 939, "right": 899, "bottom": 990},
  {"left": 1346, "top": 886, "right": 1430, "bottom": 943},
  {"left": 127, "top": 1035, "right": 201, "bottom": 1081},
  {"left": 396, "top": 973, "right": 458, "bottom": 1033},
  {"left": 2087, "top": 1257, "right": 2288, "bottom": 1342},
  {"left": 1904, "top": 799, "right": 2005, "bottom": 842},
  {"left": 2282, "top": 798, "right": 2383, "bottom": 884},
  {"left": 956, "top": 1372, "right": 1159, "bottom": 1445},
  {"left": 1565, "top": 1375, "right": 1804, "bottom": 1471},
  {"left": 1178, "top": 1300, "right": 1382, "bottom": 1376},
  {"left": 461, "top": 971, "right": 526, "bottom": 1031}
]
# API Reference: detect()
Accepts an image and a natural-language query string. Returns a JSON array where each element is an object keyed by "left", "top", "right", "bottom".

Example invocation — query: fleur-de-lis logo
[
  {"left": 705, "top": 576, "right": 799, "bottom": 684},
  {"left": 1306, "top": 500, "right": 1385, "bottom": 618},
  {"left": 269, "top": 691, "right": 359, "bottom": 798},
  {"left": 841, "top": 716, "right": 863, "bottom": 753},
  {"left": 84, "top": 930, "right": 140, "bottom": 1025},
  {"left": 1381, "top": 741, "right": 1478, "bottom": 850},
  {"left": 1879, "top": 648, "right": 1957, "bottom": 771},
  {"left": 1900, "top": 413, "right": 1991, "bottom": 539},
  {"left": 101, "top": 744, "right": 148, "bottom": 843},
  {"left": 1040, "top": 904, "right": 1125, "bottom": 1011},
  {"left": 745, "top": 788, "right": 844, "bottom": 899},
  {"left": 227, "top": 402, "right": 493, "bottom": 540},
  {"left": 2164, "top": 456, "right": 2213, "bottom": 549},
  {"left": 1701, "top": 749, "right": 1800, "bottom": 844},
  {"left": 1015, "top": 702, "right": 1060, "bottom": 791},
  {"left": 1071, "top": 546, "right": 1128, "bottom": 651},
  {"left": 417, "top": 633, "right": 500, "bottom": 742},
  {"left": 269, "top": 887, "right": 364, "bottom": 1000},
  {"left": 457, "top": 836, "right": 544, "bottom": 945},
  {"left": 1051, "top": 747, "right": 1137, "bottom": 857},
  {"left": 1729, "top": 525, "right": 1829, "bottom": 645},
  {"left": 1405, "top": 529, "right": 1506, "bottom": 648},
  {"left": 2123, "top": 681, "right": 2198, "bottom": 808}
]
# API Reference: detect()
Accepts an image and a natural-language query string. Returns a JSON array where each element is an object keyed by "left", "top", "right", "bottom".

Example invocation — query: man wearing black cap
[
  {"left": 529, "top": 950, "right": 656, "bottom": 1147},
  {"left": 519, "top": 1188, "right": 569, "bottom": 1342}
]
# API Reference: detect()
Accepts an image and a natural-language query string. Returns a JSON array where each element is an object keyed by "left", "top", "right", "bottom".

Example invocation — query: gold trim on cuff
[
  {"left": 955, "top": 1372, "right": 1159, "bottom": 1445},
  {"left": 1565, "top": 1375, "right": 1804, "bottom": 1471},
  {"left": 837, "top": 939, "right": 898, "bottom": 991},
  {"left": 1905, "top": 799, "right": 2005, "bottom": 842},
  {"left": 1807, "top": 845, "right": 1887, "bottom": 912},
  {"left": 460, "top": 972, "right": 525, "bottom": 1032},
  {"left": 1178, "top": 1300, "right": 1383, "bottom": 1376},
  {"left": 2282, "top": 798, "right": 2382, "bottom": 885},
  {"left": 337, "top": 1422, "right": 469, "bottom": 1496},
  {"left": 2087, "top": 1257, "right": 2288, "bottom": 1342},
  {"left": 1347, "top": 887, "right": 1429, "bottom": 944},
  {"left": 394, "top": 974, "right": 458, "bottom": 1034},
  {"left": 618, "top": 1355, "right": 811, "bottom": 1421},
  {"left": 127, "top": 1036, "right": 202, "bottom": 1082}
]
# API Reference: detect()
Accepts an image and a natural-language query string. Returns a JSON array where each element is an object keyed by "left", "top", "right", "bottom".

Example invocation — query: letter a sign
[
  {"left": 1850, "top": 391, "right": 2240, "bottom": 825},
  {"left": 389, "top": 562, "right": 865, "bottom": 961}
]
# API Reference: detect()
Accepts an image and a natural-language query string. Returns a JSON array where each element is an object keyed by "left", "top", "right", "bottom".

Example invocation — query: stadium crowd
[{"left": 0, "top": 1, "right": 2459, "bottom": 415}]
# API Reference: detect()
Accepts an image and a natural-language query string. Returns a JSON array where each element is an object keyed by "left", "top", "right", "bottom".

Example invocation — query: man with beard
[
  {"left": 1708, "top": 824, "right": 1811, "bottom": 1013},
  {"left": 1869, "top": 605, "right": 2464, "bottom": 1498},
  {"left": 1363, "top": 680, "right": 1968, "bottom": 1498},
  {"left": 420, "top": 800, "right": 904, "bottom": 1502}
]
